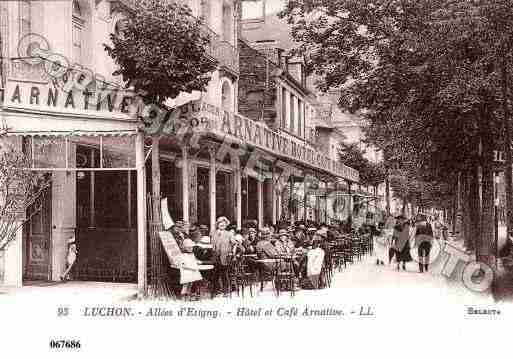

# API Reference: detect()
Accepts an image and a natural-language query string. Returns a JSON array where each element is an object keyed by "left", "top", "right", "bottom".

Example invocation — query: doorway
[{"left": 24, "top": 186, "right": 52, "bottom": 281}]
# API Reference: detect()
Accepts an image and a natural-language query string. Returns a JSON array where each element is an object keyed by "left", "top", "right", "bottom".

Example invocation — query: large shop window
[
  {"left": 22, "top": 135, "right": 136, "bottom": 170},
  {"left": 216, "top": 170, "right": 233, "bottom": 222},
  {"left": 160, "top": 159, "right": 182, "bottom": 223},
  {"left": 76, "top": 145, "right": 136, "bottom": 229}
]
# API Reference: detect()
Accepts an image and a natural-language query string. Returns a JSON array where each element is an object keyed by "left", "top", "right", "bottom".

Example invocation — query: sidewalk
[{"left": 0, "top": 281, "right": 138, "bottom": 303}]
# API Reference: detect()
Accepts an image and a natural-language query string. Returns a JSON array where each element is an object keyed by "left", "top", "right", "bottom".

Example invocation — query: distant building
[{"left": 240, "top": 0, "right": 384, "bottom": 219}]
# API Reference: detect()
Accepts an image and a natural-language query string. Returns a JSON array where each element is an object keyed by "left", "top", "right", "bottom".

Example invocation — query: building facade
[{"left": 0, "top": 0, "right": 357, "bottom": 293}]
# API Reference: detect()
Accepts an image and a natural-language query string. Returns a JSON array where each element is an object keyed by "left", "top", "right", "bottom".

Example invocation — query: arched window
[
  {"left": 221, "top": 80, "right": 233, "bottom": 111},
  {"left": 72, "top": 0, "right": 85, "bottom": 63}
]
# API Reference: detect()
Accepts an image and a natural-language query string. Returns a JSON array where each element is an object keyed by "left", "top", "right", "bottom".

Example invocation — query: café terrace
[{"left": 0, "top": 64, "right": 359, "bottom": 294}]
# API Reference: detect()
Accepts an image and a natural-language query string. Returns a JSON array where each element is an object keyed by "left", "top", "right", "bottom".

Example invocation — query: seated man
[
  {"left": 255, "top": 227, "right": 280, "bottom": 273},
  {"left": 256, "top": 227, "right": 279, "bottom": 259},
  {"left": 242, "top": 227, "right": 258, "bottom": 254}
]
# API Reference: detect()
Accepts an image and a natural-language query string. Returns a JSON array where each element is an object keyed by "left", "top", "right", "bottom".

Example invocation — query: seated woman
[
  {"left": 179, "top": 238, "right": 203, "bottom": 300},
  {"left": 306, "top": 239, "right": 325, "bottom": 289}
]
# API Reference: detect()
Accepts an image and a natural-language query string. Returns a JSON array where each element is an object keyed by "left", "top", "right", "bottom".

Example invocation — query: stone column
[
  {"left": 51, "top": 169, "right": 76, "bottom": 282},
  {"left": 181, "top": 145, "right": 189, "bottom": 224},
  {"left": 257, "top": 179, "right": 264, "bottom": 229},
  {"left": 136, "top": 132, "right": 147, "bottom": 296},
  {"left": 208, "top": 146, "right": 217, "bottom": 235},
  {"left": 234, "top": 156, "right": 242, "bottom": 230}
]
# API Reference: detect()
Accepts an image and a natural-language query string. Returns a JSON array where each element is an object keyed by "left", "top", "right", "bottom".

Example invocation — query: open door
[{"left": 24, "top": 186, "right": 52, "bottom": 281}]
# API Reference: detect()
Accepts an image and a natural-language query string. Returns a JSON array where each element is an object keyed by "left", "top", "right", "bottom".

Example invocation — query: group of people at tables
[{"left": 167, "top": 216, "right": 372, "bottom": 300}]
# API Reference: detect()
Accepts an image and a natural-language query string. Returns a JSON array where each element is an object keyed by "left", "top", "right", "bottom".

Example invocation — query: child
[{"left": 61, "top": 236, "right": 77, "bottom": 282}]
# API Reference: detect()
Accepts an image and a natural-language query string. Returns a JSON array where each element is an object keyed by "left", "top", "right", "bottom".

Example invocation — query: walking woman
[{"left": 391, "top": 216, "right": 413, "bottom": 270}]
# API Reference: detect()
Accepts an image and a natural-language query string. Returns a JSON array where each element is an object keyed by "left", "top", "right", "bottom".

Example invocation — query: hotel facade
[{"left": 0, "top": 0, "right": 358, "bottom": 294}]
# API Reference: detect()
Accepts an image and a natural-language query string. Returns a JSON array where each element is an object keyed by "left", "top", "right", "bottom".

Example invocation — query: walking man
[{"left": 413, "top": 214, "right": 434, "bottom": 273}]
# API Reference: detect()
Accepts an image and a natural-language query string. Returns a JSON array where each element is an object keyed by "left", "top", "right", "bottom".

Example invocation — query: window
[
  {"left": 298, "top": 99, "right": 303, "bottom": 137},
  {"left": 72, "top": 0, "right": 85, "bottom": 63},
  {"left": 221, "top": 80, "right": 233, "bottom": 111},
  {"left": 281, "top": 87, "right": 287, "bottom": 128},
  {"left": 241, "top": 0, "right": 263, "bottom": 19},
  {"left": 200, "top": 0, "right": 211, "bottom": 24},
  {"left": 290, "top": 93, "right": 295, "bottom": 132},
  {"left": 19, "top": 0, "right": 31, "bottom": 38},
  {"left": 222, "top": 4, "right": 233, "bottom": 43}
]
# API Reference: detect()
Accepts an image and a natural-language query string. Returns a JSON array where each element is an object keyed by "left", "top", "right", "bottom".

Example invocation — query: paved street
[{"left": 0, "top": 248, "right": 488, "bottom": 306}]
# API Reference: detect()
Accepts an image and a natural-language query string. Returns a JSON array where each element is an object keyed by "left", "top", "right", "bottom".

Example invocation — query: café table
[{"left": 254, "top": 258, "right": 280, "bottom": 292}]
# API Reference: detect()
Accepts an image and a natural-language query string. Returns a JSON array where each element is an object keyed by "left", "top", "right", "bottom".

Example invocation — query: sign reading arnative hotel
[
  {"left": 177, "top": 101, "right": 359, "bottom": 183},
  {"left": 1, "top": 76, "right": 358, "bottom": 182}
]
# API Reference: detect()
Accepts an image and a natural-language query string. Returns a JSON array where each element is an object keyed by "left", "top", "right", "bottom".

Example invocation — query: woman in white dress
[{"left": 179, "top": 238, "right": 203, "bottom": 299}]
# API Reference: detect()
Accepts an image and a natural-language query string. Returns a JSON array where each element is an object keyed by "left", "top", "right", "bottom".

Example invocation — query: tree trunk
[
  {"left": 479, "top": 110, "right": 497, "bottom": 269},
  {"left": 385, "top": 175, "right": 391, "bottom": 216},
  {"left": 468, "top": 163, "right": 480, "bottom": 252},
  {"left": 152, "top": 136, "right": 161, "bottom": 224},
  {"left": 452, "top": 187, "right": 457, "bottom": 234},
  {"left": 461, "top": 171, "right": 471, "bottom": 247},
  {"left": 501, "top": 57, "right": 513, "bottom": 238}
]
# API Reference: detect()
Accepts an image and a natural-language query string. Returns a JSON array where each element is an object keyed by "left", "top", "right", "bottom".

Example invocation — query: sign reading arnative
[
  {"left": 4, "top": 79, "right": 135, "bottom": 116},
  {"left": 175, "top": 101, "right": 359, "bottom": 183}
]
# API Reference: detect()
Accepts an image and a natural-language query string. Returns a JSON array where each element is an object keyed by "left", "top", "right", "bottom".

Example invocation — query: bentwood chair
[
  {"left": 331, "top": 242, "right": 346, "bottom": 271},
  {"left": 274, "top": 256, "right": 296, "bottom": 297},
  {"left": 352, "top": 237, "right": 363, "bottom": 261},
  {"left": 226, "top": 255, "right": 242, "bottom": 298},
  {"left": 343, "top": 240, "right": 354, "bottom": 265},
  {"left": 238, "top": 257, "right": 257, "bottom": 298}
]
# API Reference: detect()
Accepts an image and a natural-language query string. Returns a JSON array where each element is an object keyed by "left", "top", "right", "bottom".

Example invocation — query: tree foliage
[
  {"left": 104, "top": 0, "right": 217, "bottom": 104},
  {"left": 338, "top": 141, "right": 385, "bottom": 187},
  {"left": 0, "top": 144, "right": 49, "bottom": 251},
  {"left": 280, "top": 0, "right": 513, "bottom": 198}
]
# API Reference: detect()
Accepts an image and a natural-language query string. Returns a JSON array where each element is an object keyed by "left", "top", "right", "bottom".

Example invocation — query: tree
[
  {"left": 104, "top": 0, "right": 216, "bottom": 105},
  {"left": 0, "top": 145, "right": 49, "bottom": 252},
  {"left": 338, "top": 141, "right": 385, "bottom": 188},
  {"left": 104, "top": 0, "right": 217, "bottom": 297},
  {"left": 280, "top": 0, "right": 513, "bottom": 267}
]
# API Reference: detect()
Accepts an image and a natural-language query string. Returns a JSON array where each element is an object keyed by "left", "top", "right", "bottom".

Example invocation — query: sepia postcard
[{"left": 0, "top": 0, "right": 511, "bottom": 357}]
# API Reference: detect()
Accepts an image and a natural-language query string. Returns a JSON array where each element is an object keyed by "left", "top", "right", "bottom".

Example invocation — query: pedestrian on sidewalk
[
  {"left": 413, "top": 214, "right": 434, "bottom": 273},
  {"left": 61, "top": 235, "right": 78, "bottom": 282},
  {"left": 374, "top": 221, "right": 389, "bottom": 265},
  {"left": 391, "top": 216, "right": 413, "bottom": 270}
]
